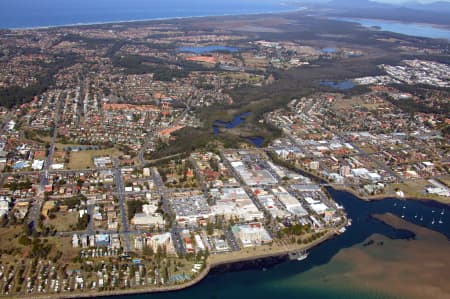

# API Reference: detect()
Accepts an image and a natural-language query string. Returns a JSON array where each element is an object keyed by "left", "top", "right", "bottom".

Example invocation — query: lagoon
[
  {"left": 335, "top": 17, "right": 450, "bottom": 40},
  {"left": 212, "top": 112, "right": 251, "bottom": 135},
  {"left": 246, "top": 136, "right": 265, "bottom": 148},
  {"left": 320, "top": 80, "right": 355, "bottom": 90},
  {"left": 213, "top": 112, "right": 265, "bottom": 147}
]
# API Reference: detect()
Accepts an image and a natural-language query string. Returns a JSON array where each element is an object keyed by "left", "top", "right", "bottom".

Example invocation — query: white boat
[
  {"left": 431, "top": 218, "right": 435, "bottom": 225},
  {"left": 347, "top": 219, "right": 352, "bottom": 227},
  {"left": 441, "top": 209, "right": 445, "bottom": 216},
  {"left": 288, "top": 250, "right": 309, "bottom": 261},
  {"left": 338, "top": 227, "right": 346, "bottom": 234},
  {"left": 297, "top": 251, "right": 309, "bottom": 261}
]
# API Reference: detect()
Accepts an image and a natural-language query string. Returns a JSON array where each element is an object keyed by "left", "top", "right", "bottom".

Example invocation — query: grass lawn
[
  {"left": 67, "top": 148, "right": 123, "bottom": 169},
  {"left": 0, "top": 226, "right": 24, "bottom": 252},
  {"left": 45, "top": 211, "right": 79, "bottom": 232},
  {"left": 355, "top": 144, "right": 378, "bottom": 155},
  {"left": 387, "top": 180, "right": 450, "bottom": 204},
  {"left": 49, "top": 236, "right": 81, "bottom": 263},
  {"left": 437, "top": 176, "right": 450, "bottom": 187}
]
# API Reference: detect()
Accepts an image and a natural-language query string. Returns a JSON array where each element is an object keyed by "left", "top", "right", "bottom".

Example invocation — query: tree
[
  {"left": 76, "top": 214, "right": 89, "bottom": 230},
  {"left": 143, "top": 245, "right": 154, "bottom": 256},
  {"left": 206, "top": 221, "right": 214, "bottom": 235}
]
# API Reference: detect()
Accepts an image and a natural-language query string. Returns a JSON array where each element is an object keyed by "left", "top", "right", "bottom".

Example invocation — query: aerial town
[{"left": 0, "top": 9, "right": 448, "bottom": 298}]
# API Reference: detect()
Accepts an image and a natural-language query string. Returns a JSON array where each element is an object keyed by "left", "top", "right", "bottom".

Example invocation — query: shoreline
[
  {"left": 3, "top": 8, "right": 304, "bottom": 31},
  {"left": 280, "top": 163, "right": 449, "bottom": 206},
  {"left": 329, "top": 184, "right": 450, "bottom": 206},
  {"left": 20, "top": 226, "right": 344, "bottom": 299},
  {"left": 330, "top": 16, "right": 450, "bottom": 32},
  {"left": 209, "top": 228, "right": 340, "bottom": 268},
  {"left": 11, "top": 180, "right": 445, "bottom": 299}
]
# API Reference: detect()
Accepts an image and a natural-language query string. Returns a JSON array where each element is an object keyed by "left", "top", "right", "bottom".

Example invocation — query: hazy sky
[
  {"left": 373, "top": 0, "right": 449, "bottom": 3},
  {"left": 307, "top": 0, "right": 450, "bottom": 3}
]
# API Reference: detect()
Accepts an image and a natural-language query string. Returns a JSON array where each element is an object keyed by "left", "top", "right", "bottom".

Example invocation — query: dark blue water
[
  {"left": 333, "top": 17, "right": 450, "bottom": 40},
  {"left": 212, "top": 112, "right": 251, "bottom": 135},
  {"left": 213, "top": 112, "right": 265, "bottom": 146},
  {"left": 246, "top": 136, "right": 265, "bottom": 147},
  {"left": 178, "top": 46, "right": 239, "bottom": 54},
  {"left": 321, "top": 47, "right": 337, "bottom": 53},
  {"left": 320, "top": 80, "right": 355, "bottom": 90},
  {"left": 108, "top": 189, "right": 449, "bottom": 299},
  {"left": 0, "top": 0, "right": 293, "bottom": 29}
]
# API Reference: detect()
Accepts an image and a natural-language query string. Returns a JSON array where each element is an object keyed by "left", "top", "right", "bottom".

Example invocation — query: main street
[
  {"left": 29, "top": 93, "right": 64, "bottom": 228},
  {"left": 113, "top": 158, "right": 131, "bottom": 252}
]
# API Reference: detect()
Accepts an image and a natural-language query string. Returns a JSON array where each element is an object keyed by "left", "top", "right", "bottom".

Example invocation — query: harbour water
[{"left": 110, "top": 189, "right": 449, "bottom": 299}]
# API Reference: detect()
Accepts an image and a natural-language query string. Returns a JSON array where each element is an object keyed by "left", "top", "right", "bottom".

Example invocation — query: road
[
  {"left": 56, "top": 229, "right": 145, "bottom": 237},
  {"left": 113, "top": 159, "right": 131, "bottom": 252},
  {"left": 149, "top": 167, "right": 191, "bottom": 256},
  {"left": 151, "top": 167, "right": 171, "bottom": 215},
  {"left": 29, "top": 93, "right": 64, "bottom": 228},
  {"left": 86, "top": 201, "right": 95, "bottom": 235},
  {"left": 188, "top": 157, "right": 208, "bottom": 194},
  {"left": 218, "top": 152, "right": 267, "bottom": 212}
]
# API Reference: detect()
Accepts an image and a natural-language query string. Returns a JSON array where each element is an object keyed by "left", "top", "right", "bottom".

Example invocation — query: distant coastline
[{"left": 2, "top": 7, "right": 303, "bottom": 30}]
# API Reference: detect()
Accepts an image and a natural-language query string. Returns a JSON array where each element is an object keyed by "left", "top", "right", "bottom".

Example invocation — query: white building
[
  {"left": 231, "top": 222, "right": 272, "bottom": 247},
  {"left": 131, "top": 203, "right": 164, "bottom": 227},
  {"left": 147, "top": 232, "right": 176, "bottom": 255},
  {"left": 212, "top": 188, "right": 263, "bottom": 222},
  {"left": 0, "top": 197, "right": 11, "bottom": 217},
  {"left": 32, "top": 159, "right": 44, "bottom": 170}
]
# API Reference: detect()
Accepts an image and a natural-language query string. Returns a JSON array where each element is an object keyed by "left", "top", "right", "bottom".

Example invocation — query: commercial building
[
  {"left": 231, "top": 222, "right": 272, "bottom": 247},
  {"left": 211, "top": 187, "right": 263, "bottom": 222}
]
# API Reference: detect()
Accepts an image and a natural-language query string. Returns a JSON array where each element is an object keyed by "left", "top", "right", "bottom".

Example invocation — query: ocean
[{"left": 0, "top": 0, "right": 293, "bottom": 29}]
